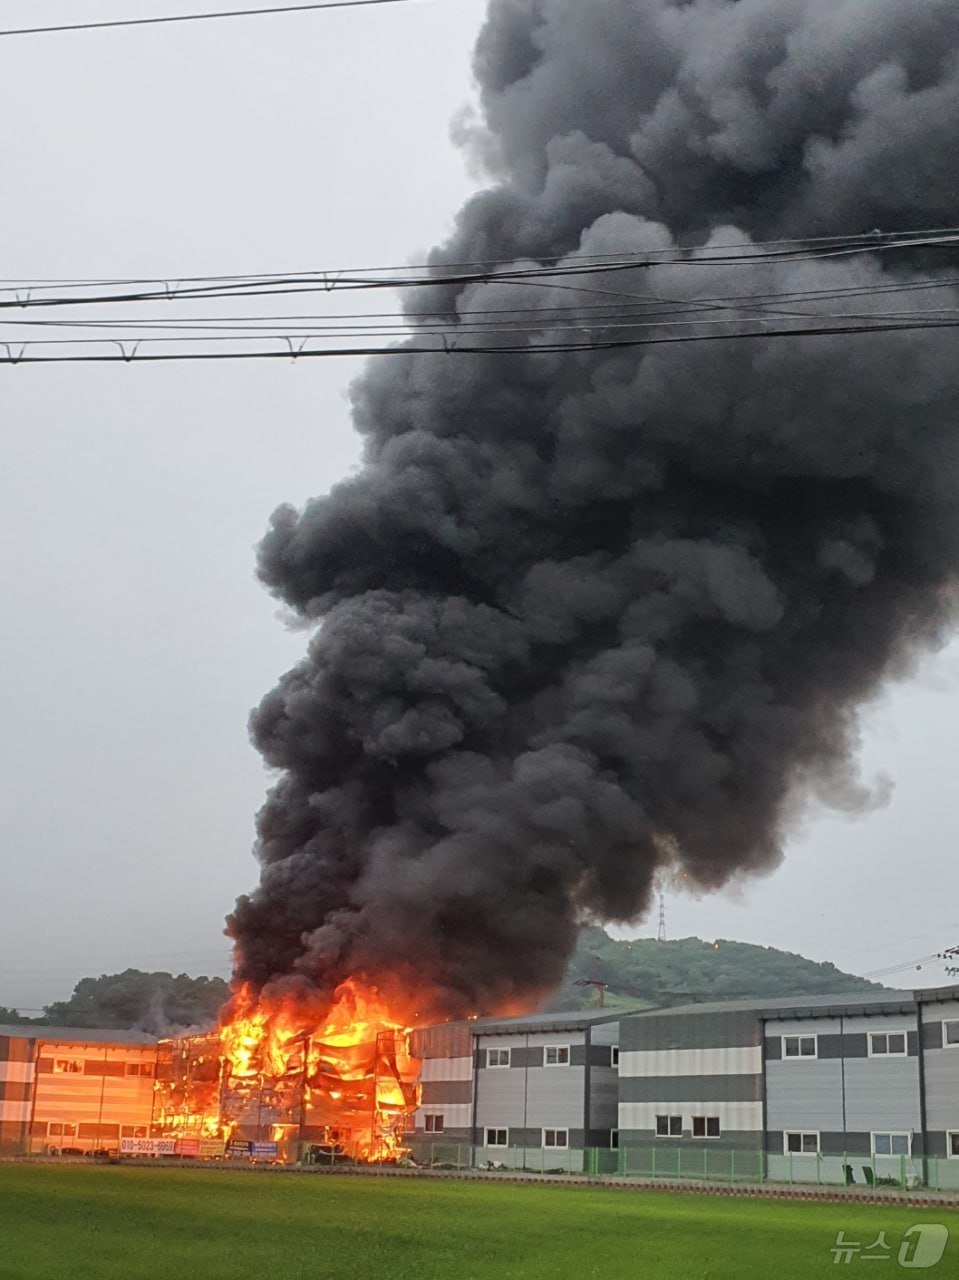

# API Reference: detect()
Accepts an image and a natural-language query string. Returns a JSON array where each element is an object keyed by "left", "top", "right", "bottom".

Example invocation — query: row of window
[
  {"left": 655, "top": 1115, "right": 721, "bottom": 1139},
  {"left": 46, "top": 1123, "right": 153, "bottom": 1139},
  {"left": 485, "top": 1046, "right": 620, "bottom": 1069},
  {"left": 782, "top": 1031, "right": 911, "bottom": 1060},
  {"left": 44, "top": 1058, "right": 155, "bottom": 1077},
  {"left": 483, "top": 1128, "right": 571, "bottom": 1149},
  {"left": 783, "top": 1131, "right": 959, "bottom": 1159},
  {"left": 482, "top": 1025, "right": 959, "bottom": 1072}
]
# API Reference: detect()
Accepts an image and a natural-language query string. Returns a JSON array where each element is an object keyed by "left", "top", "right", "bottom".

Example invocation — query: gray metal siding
[
  {"left": 620, "top": 1010, "right": 761, "bottom": 1052},
  {"left": 474, "top": 1059, "right": 527, "bottom": 1128},
  {"left": 590, "top": 1066, "right": 619, "bottom": 1129},
  {"left": 419, "top": 1081, "right": 473, "bottom": 1105},
  {"left": 843, "top": 1058, "right": 920, "bottom": 1132},
  {"left": 920, "top": 1044, "right": 959, "bottom": 1131},
  {"left": 524, "top": 1067, "right": 586, "bottom": 1128},
  {"left": 410, "top": 1023, "right": 473, "bottom": 1060},
  {"left": 620, "top": 1074, "right": 761, "bottom": 1104},
  {"left": 766, "top": 1059, "right": 846, "bottom": 1131}
]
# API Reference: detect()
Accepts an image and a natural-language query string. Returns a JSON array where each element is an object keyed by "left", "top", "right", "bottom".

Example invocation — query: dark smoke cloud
[{"left": 227, "top": 0, "right": 959, "bottom": 1018}]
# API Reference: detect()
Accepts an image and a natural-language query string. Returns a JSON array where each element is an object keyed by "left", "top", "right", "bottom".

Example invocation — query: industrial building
[
  {"left": 0, "top": 1025, "right": 157, "bottom": 1157},
  {"left": 409, "top": 985, "right": 959, "bottom": 1188},
  {"left": 3, "top": 983, "right": 958, "bottom": 1187},
  {"left": 410, "top": 1009, "right": 621, "bottom": 1173}
]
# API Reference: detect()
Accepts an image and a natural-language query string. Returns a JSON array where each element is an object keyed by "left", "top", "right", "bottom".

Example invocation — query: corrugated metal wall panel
[{"left": 765, "top": 1059, "right": 845, "bottom": 1131}]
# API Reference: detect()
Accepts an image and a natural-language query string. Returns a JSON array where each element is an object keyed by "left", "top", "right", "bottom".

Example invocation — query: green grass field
[{"left": 0, "top": 1165, "right": 955, "bottom": 1280}]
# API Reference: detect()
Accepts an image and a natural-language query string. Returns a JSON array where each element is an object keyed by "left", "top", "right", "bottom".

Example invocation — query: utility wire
[
  {"left": 1, "top": 313, "right": 957, "bottom": 364},
  {"left": 4, "top": 225, "right": 957, "bottom": 287},
  {"left": 0, "top": 0, "right": 419, "bottom": 40},
  {"left": 2, "top": 229, "right": 957, "bottom": 311}
]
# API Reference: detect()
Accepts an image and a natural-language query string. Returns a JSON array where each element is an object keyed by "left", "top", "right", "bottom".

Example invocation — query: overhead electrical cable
[
  {"left": 0, "top": 0, "right": 420, "bottom": 40},
  {"left": 2, "top": 224, "right": 956, "bottom": 287},
  {"left": 1, "top": 313, "right": 958, "bottom": 364},
  {"left": 1, "top": 229, "right": 957, "bottom": 312}
]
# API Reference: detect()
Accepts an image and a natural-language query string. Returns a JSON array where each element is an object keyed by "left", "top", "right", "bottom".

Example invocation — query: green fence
[
  {"left": 613, "top": 1145, "right": 765, "bottom": 1184},
  {"left": 305, "top": 1143, "right": 959, "bottom": 1189}
]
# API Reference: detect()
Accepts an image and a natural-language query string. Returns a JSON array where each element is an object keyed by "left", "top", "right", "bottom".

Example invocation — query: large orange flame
[{"left": 218, "top": 979, "right": 422, "bottom": 1163}]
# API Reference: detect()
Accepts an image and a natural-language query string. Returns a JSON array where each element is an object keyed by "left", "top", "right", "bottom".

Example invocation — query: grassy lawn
[{"left": 0, "top": 1165, "right": 955, "bottom": 1280}]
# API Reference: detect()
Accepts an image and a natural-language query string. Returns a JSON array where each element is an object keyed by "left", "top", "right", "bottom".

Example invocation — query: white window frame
[
  {"left": 543, "top": 1128, "right": 569, "bottom": 1149},
  {"left": 691, "top": 1116, "right": 721, "bottom": 1140},
  {"left": 485, "top": 1128, "right": 508, "bottom": 1148},
  {"left": 946, "top": 1131, "right": 959, "bottom": 1159},
  {"left": 868, "top": 1031, "right": 908, "bottom": 1058},
  {"left": 610, "top": 1046, "right": 620, "bottom": 1068},
  {"left": 655, "top": 1115, "right": 683, "bottom": 1138},
  {"left": 871, "top": 1131, "right": 912, "bottom": 1157},
  {"left": 544, "top": 1045, "right": 570, "bottom": 1067},
  {"left": 486, "top": 1047, "right": 511, "bottom": 1069},
  {"left": 424, "top": 1114, "right": 444, "bottom": 1134},
  {"left": 610, "top": 1130, "right": 619, "bottom": 1150},
  {"left": 781, "top": 1034, "right": 818, "bottom": 1060},
  {"left": 943, "top": 1020, "right": 959, "bottom": 1048},
  {"left": 784, "top": 1131, "right": 820, "bottom": 1156}
]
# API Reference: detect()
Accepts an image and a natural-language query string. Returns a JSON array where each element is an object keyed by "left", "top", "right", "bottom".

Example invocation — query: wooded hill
[{"left": 547, "top": 926, "right": 880, "bottom": 1011}]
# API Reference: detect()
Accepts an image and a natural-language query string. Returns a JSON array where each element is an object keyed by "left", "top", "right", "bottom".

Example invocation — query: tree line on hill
[
  {"left": 0, "top": 971, "right": 230, "bottom": 1035},
  {"left": 547, "top": 926, "right": 880, "bottom": 1011},
  {"left": 0, "top": 930, "right": 880, "bottom": 1031}
]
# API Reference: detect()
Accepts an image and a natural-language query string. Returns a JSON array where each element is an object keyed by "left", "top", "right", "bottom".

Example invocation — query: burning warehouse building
[{"left": 156, "top": 981, "right": 421, "bottom": 1163}]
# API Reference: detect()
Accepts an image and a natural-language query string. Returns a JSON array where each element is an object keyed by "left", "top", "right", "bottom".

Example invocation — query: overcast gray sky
[{"left": 1, "top": 0, "right": 957, "bottom": 1013}]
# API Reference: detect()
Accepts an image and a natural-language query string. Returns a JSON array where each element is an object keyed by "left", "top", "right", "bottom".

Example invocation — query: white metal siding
[
  {"left": 620, "top": 1046, "right": 761, "bottom": 1078},
  {"left": 419, "top": 1056, "right": 472, "bottom": 1083}
]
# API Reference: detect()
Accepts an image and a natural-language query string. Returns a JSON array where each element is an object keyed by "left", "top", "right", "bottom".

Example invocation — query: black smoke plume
[{"left": 227, "top": 0, "right": 959, "bottom": 1018}]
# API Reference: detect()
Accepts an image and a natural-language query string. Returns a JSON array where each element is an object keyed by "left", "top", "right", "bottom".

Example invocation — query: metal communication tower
[{"left": 657, "top": 894, "right": 667, "bottom": 943}]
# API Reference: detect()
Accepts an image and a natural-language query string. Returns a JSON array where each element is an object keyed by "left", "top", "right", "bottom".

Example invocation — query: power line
[
  {"left": 0, "top": 0, "right": 419, "bottom": 40},
  {"left": 1, "top": 312, "right": 957, "bottom": 364},
  {"left": 2, "top": 229, "right": 957, "bottom": 311},
  {"left": 4, "top": 225, "right": 957, "bottom": 288}
]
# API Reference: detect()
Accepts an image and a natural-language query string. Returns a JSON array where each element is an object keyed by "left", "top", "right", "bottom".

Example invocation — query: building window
[
  {"left": 944, "top": 1021, "right": 959, "bottom": 1047},
  {"left": 120, "top": 1126, "right": 149, "bottom": 1139},
  {"left": 872, "top": 1133, "right": 911, "bottom": 1157},
  {"left": 655, "top": 1115, "right": 683, "bottom": 1138},
  {"left": 544, "top": 1045, "right": 570, "bottom": 1067},
  {"left": 782, "top": 1035, "right": 817, "bottom": 1059},
  {"left": 126, "top": 1062, "right": 154, "bottom": 1077},
  {"left": 947, "top": 1132, "right": 959, "bottom": 1158},
  {"left": 785, "top": 1132, "right": 820, "bottom": 1155},
  {"left": 869, "top": 1032, "right": 908, "bottom": 1057},
  {"left": 53, "top": 1059, "right": 82, "bottom": 1074},
  {"left": 692, "top": 1117, "right": 721, "bottom": 1139},
  {"left": 485, "top": 1128, "right": 508, "bottom": 1148},
  {"left": 47, "top": 1122, "right": 78, "bottom": 1138},
  {"left": 610, "top": 1046, "right": 620, "bottom": 1068},
  {"left": 610, "top": 1130, "right": 619, "bottom": 1150},
  {"left": 543, "top": 1129, "right": 568, "bottom": 1149},
  {"left": 486, "top": 1048, "right": 511, "bottom": 1069},
  {"left": 424, "top": 1114, "right": 444, "bottom": 1134}
]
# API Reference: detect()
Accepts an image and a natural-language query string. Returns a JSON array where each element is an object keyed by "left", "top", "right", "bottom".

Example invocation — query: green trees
[
  {"left": 549, "top": 927, "right": 880, "bottom": 1011},
  {"left": 40, "top": 970, "right": 230, "bottom": 1033}
]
